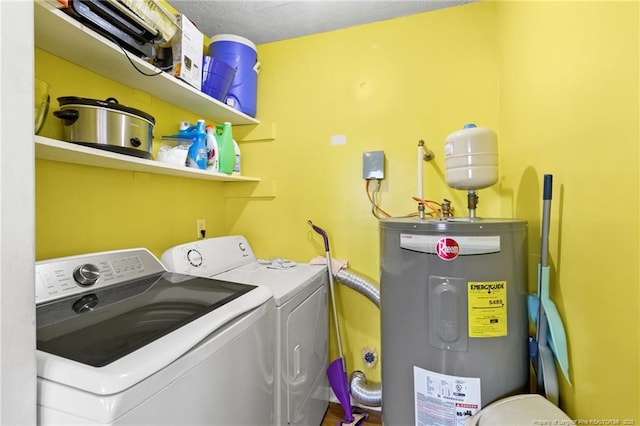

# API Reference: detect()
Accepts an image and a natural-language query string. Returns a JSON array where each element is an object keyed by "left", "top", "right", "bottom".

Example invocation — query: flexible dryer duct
[{"left": 334, "top": 269, "right": 382, "bottom": 407}]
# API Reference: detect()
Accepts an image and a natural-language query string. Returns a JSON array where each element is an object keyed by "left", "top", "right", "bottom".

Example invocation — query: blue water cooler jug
[{"left": 208, "top": 34, "right": 260, "bottom": 118}]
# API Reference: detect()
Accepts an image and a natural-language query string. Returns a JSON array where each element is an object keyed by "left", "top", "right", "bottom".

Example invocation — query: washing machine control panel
[{"left": 35, "top": 249, "right": 166, "bottom": 304}]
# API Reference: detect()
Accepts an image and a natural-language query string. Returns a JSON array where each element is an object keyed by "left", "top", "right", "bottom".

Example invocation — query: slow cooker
[{"left": 53, "top": 97, "right": 155, "bottom": 159}]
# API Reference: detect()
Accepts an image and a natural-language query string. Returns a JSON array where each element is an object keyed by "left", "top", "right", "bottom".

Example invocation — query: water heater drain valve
[{"left": 362, "top": 346, "right": 378, "bottom": 368}]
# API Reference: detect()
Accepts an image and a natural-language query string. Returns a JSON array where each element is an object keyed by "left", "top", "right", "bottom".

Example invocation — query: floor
[{"left": 321, "top": 402, "right": 382, "bottom": 426}]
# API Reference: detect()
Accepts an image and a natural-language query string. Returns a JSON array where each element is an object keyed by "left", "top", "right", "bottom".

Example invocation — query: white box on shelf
[{"left": 171, "top": 14, "right": 203, "bottom": 90}]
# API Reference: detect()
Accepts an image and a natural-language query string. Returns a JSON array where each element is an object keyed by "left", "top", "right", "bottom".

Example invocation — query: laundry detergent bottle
[
  {"left": 216, "top": 122, "right": 236, "bottom": 174},
  {"left": 186, "top": 119, "right": 208, "bottom": 170},
  {"left": 205, "top": 124, "right": 219, "bottom": 172}
]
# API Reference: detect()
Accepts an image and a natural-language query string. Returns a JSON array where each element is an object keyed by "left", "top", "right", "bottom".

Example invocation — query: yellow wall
[
  {"left": 239, "top": 0, "right": 639, "bottom": 419},
  {"left": 35, "top": 49, "right": 230, "bottom": 259},
  {"left": 35, "top": 0, "right": 639, "bottom": 420},
  {"left": 495, "top": 0, "right": 639, "bottom": 419},
  {"left": 229, "top": 2, "right": 501, "bottom": 385}
]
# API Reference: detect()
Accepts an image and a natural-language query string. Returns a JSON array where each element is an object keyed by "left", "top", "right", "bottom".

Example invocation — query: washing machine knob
[
  {"left": 72, "top": 293, "right": 99, "bottom": 313},
  {"left": 73, "top": 263, "right": 100, "bottom": 286}
]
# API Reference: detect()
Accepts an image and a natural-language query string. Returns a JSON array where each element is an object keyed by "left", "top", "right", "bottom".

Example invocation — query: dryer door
[{"left": 285, "top": 284, "right": 329, "bottom": 425}]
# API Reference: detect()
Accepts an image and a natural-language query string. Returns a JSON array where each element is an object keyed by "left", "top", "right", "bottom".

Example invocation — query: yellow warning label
[{"left": 468, "top": 281, "right": 507, "bottom": 338}]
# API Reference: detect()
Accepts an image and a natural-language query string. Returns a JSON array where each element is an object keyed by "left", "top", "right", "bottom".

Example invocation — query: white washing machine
[
  {"left": 161, "top": 235, "right": 329, "bottom": 426},
  {"left": 35, "top": 248, "right": 276, "bottom": 425}
]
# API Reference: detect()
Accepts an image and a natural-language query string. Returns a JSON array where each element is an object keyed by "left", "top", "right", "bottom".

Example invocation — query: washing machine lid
[
  {"left": 36, "top": 277, "right": 271, "bottom": 395},
  {"left": 215, "top": 262, "right": 327, "bottom": 306},
  {"left": 37, "top": 272, "right": 256, "bottom": 367},
  {"left": 35, "top": 248, "right": 273, "bottom": 395}
]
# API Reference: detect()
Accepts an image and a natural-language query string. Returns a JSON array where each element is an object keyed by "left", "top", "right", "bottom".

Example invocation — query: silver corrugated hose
[
  {"left": 335, "top": 269, "right": 380, "bottom": 308},
  {"left": 350, "top": 371, "right": 382, "bottom": 407},
  {"left": 334, "top": 269, "right": 382, "bottom": 407}
]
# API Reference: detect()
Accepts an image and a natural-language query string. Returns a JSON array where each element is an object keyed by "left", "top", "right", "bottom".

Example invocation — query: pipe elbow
[{"left": 350, "top": 371, "right": 382, "bottom": 407}]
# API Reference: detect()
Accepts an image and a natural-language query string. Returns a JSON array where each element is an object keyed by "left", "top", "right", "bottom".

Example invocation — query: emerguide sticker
[{"left": 467, "top": 281, "right": 507, "bottom": 338}]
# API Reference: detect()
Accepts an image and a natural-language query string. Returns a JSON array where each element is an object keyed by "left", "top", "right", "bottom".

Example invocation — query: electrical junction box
[{"left": 363, "top": 151, "right": 385, "bottom": 180}]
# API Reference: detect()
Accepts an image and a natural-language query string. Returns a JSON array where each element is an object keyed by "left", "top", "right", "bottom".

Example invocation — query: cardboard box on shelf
[{"left": 171, "top": 14, "right": 203, "bottom": 90}]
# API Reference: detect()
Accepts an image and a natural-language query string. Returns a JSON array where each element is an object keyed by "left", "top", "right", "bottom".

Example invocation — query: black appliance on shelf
[{"left": 62, "top": 0, "right": 162, "bottom": 59}]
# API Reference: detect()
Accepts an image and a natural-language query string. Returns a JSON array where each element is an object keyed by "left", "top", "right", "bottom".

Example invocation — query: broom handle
[
  {"left": 541, "top": 174, "right": 553, "bottom": 268},
  {"left": 536, "top": 174, "right": 553, "bottom": 392},
  {"left": 325, "top": 252, "right": 345, "bottom": 360},
  {"left": 308, "top": 221, "right": 345, "bottom": 360}
]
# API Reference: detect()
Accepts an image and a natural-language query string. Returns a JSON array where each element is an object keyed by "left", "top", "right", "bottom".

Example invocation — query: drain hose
[{"left": 334, "top": 269, "right": 382, "bottom": 407}]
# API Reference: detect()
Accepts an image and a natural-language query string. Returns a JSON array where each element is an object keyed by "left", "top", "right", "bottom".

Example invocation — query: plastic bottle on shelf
[
  {"left": 205, "top": 124, "right": 219, "bottom": 172},
  {"left": 186, "top": 119, "right": 208, "bottom": 170},
  {"left": 233, "top": 139, "right": 241, "bottom": 175},
  {"left": 216, "top": 121, "right": 236, "bottom": 174}
]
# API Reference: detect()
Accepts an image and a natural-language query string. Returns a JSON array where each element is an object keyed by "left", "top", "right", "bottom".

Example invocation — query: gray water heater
[{"left": 380, "top": 217, "right": 528, "bottom": 425}]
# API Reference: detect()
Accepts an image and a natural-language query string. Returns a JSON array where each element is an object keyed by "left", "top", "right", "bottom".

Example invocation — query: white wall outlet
[
  {"left": 331, "top": 134, "right": 347, "bottom": 145},
  {"left": 197, "top": 219, "right": 206, "bottom": 239}
]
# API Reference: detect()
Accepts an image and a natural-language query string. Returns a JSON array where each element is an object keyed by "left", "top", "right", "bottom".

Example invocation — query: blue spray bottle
[{"left": 186, "top": 119, "right": 208, "bottom": 170}]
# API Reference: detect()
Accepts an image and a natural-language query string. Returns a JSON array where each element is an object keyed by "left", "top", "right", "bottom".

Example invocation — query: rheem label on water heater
[
  {"left": 413, "top": 366, "right": 481, "bottom": 426},
  {"left": 467, "top": 281, "right": 507, "bottom": 337},
  {"left": 400, "top": 234, "right": 501, "bottom": 258}
]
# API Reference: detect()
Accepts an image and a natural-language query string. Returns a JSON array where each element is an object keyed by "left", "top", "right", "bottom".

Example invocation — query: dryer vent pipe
[{"left": 334, "top": 269, "right": 382, "bottom": 407}]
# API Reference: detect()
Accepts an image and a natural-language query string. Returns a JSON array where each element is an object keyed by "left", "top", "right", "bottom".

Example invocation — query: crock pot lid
[{"left": 57, "top": 97, "right": 155, "bottom": 124}]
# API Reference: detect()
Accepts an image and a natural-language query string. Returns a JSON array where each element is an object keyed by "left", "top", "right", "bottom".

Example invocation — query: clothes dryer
[{"left": 161, "top": 236, "right": 329, "bottom": 426}]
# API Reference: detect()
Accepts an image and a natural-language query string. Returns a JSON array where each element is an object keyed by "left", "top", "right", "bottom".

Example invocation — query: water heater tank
[
  {"left": 445, "top": 124, "right": 498, "bottom": 190},
  {"left": 380, "top": 217, "right": 529, "bottom": 425}
]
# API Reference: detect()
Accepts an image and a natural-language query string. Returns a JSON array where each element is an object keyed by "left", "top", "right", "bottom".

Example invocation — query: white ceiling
[{"left": 168, "top": 0, "right": 472, "bottom": 45}]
